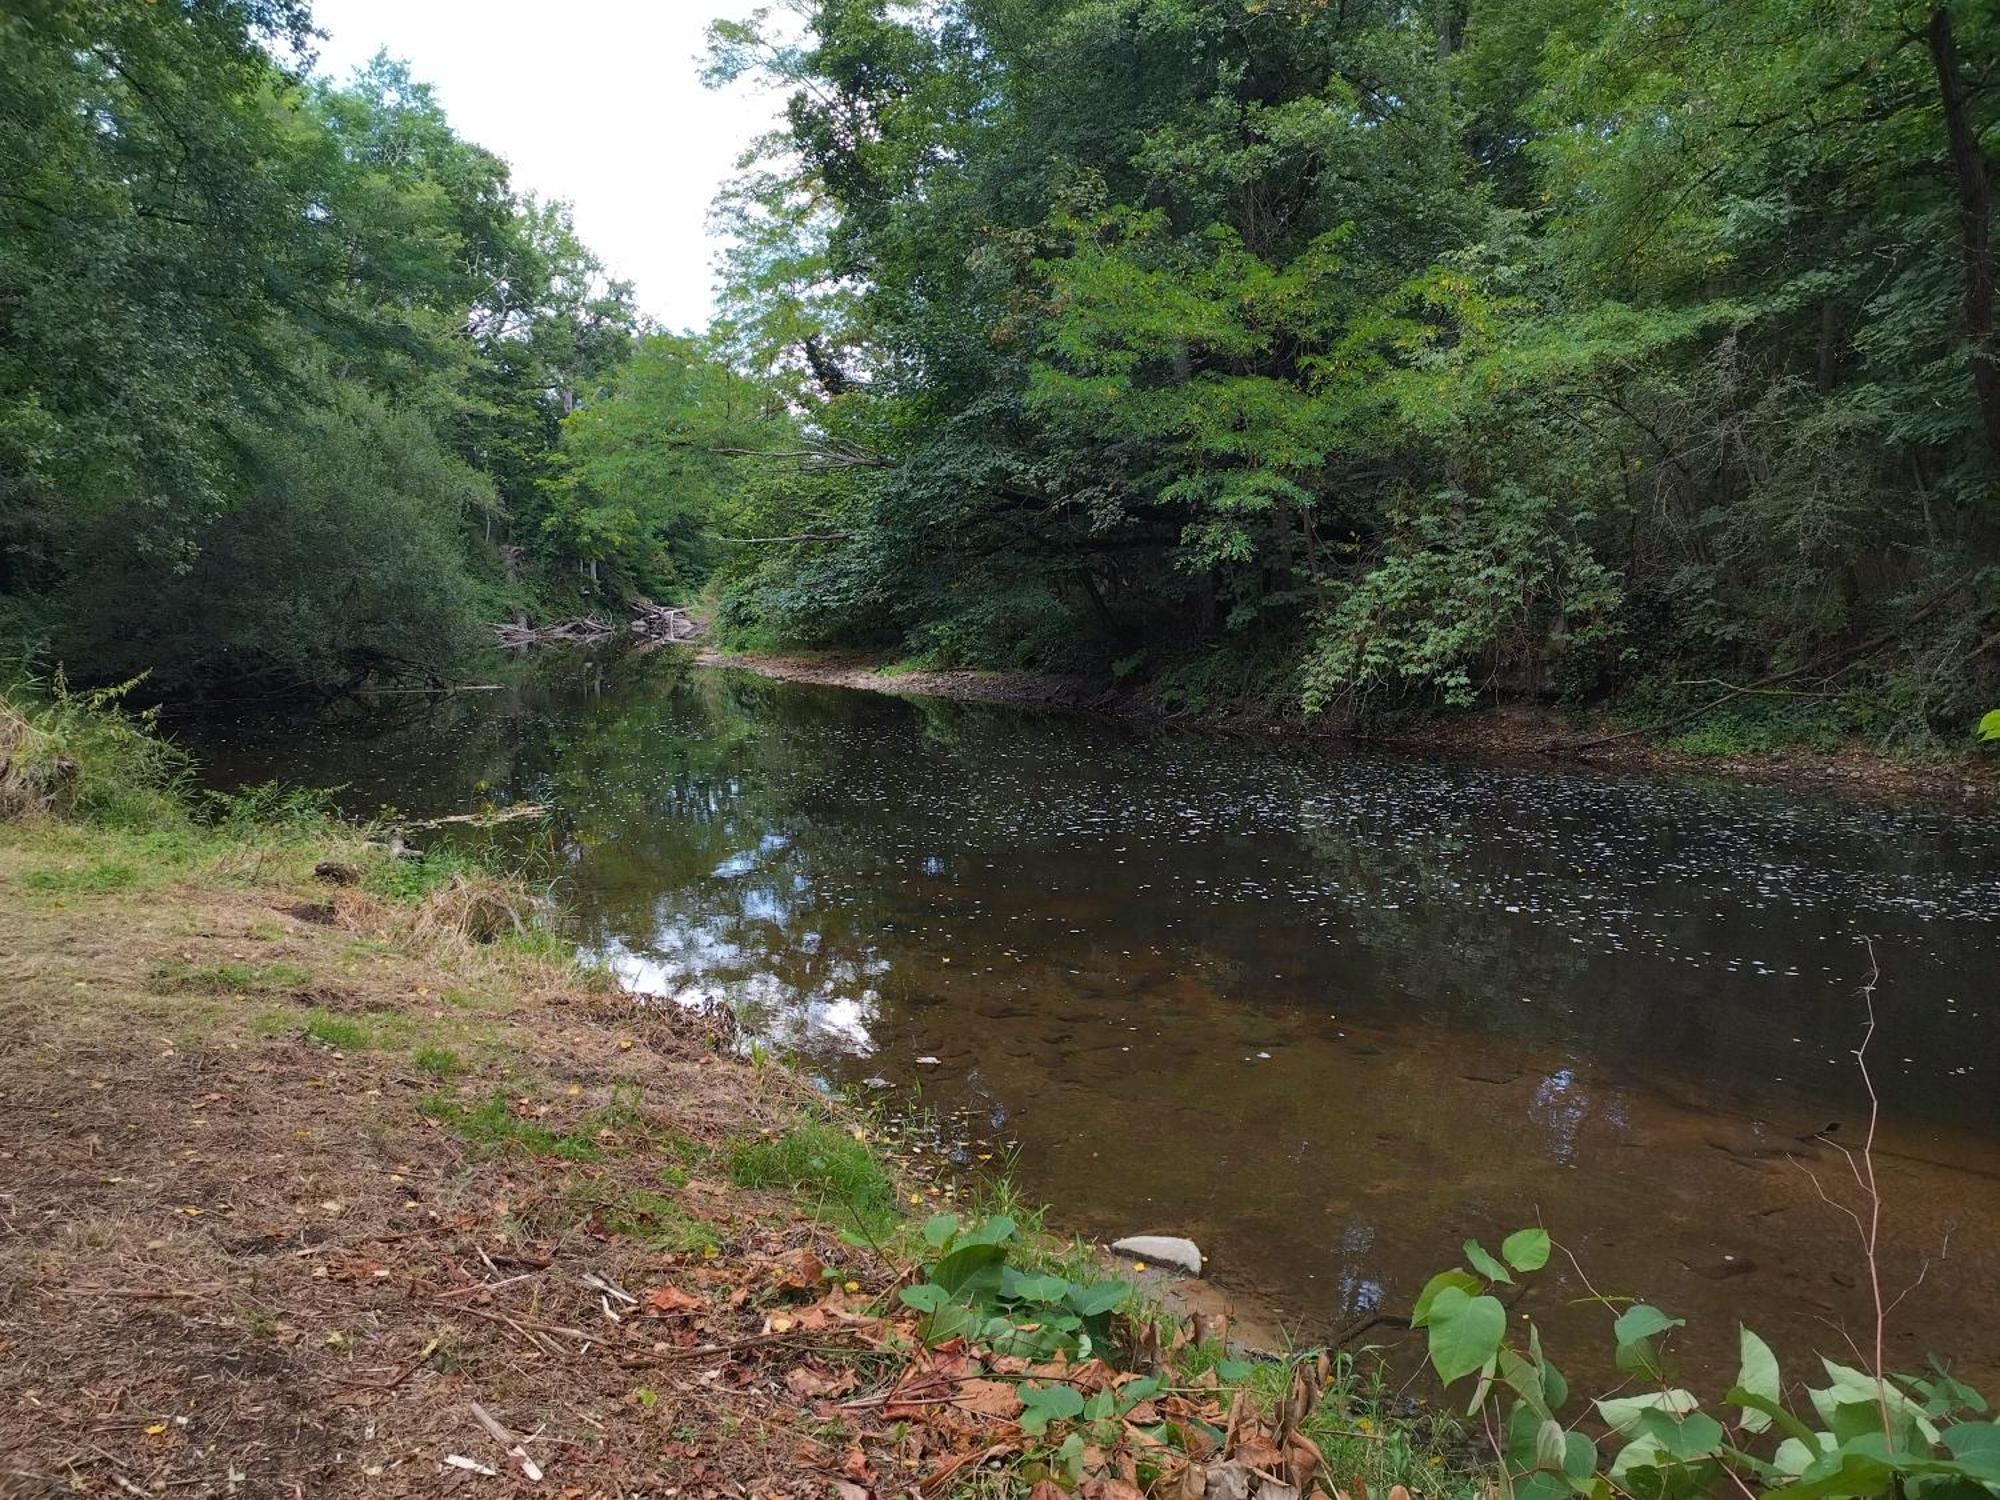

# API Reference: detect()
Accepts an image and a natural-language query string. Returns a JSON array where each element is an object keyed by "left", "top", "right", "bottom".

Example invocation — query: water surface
[{"left": 178, "top": 652, "right": 2000, "bottom": 1387}]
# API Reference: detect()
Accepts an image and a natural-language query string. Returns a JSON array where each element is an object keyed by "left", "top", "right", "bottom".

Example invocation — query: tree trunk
[{"left": 1928, "top": 4, "right": 2000, "bottom": 461}]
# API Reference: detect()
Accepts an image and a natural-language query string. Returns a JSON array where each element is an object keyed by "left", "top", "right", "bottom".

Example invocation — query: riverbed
[{"left": 176, "top": 649, "right": 2000, "bottom": 1388}]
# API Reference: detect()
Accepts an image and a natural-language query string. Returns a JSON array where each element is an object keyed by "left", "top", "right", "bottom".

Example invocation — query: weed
[
  {"left": 366, "top": 846, "right": 486, "bottom": 904},
  {"left": 0, "top": 678, "right": 186, "bottom": 828}
]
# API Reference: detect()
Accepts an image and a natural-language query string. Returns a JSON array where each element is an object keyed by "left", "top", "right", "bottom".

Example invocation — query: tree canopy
[{"left": 703, "top": 0, "right": 2000, "bottom": 741}]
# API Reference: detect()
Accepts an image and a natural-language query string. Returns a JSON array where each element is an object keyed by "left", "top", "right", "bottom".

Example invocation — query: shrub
[
  {"left": 1410, "top": 1228, "right": 1998, "bottom": 1498},
  {"left": 0, "top": 679, "right": 185, "bottom": 827}
]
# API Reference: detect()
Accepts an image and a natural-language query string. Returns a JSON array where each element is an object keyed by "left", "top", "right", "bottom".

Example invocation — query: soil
[
  {"left": 0, "top": 840, "right": 914, "bottom": 1495},
  {"left": 692, "top": 649, "right": 1997, "bottom": 805}
]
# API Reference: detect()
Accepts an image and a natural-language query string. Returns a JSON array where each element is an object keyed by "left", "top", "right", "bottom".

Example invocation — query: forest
[{"left": 5, "top": 0, "right": 1999, "bottom": 746}]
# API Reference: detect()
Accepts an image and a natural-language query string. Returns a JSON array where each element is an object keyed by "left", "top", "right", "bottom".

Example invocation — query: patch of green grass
[
  {"left": 728, "top": 1121, "right": 898, "bottom": 1228},
  {"left": 22, "top": 860, "right": 142, "bottom": 893},
  {"left": 420, "top": 1087, "right": 648, "bottom": 1163},
  {"left": 593, "top": 1188, "right": 720, "bottom": 1252},
  {"left": 413, "top": 1044, "right": 466, "bottom": 1079},
  {"left": 153, "top": 959, "right": 313, "bottom": 994},
  {"left": 253, "top": 1005, "right": 412, "bottom": 1050},
  {"left": 365, "top": 846, "right": 486, "bottom": 904},
  {"left": 302, "top": 1013, "right": 370, "bottom": 1049}
]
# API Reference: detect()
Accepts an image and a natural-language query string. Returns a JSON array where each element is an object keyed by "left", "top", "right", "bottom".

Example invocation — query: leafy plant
[
  {"left": 899, "top": 1211, "right": 1132, "bottom": 1365},
  {"left": 1411, "top": 1229, "right": 1999, "bottom": 1499},
  {"left": 1978, "top": 710, "right": 2000, "bottom": 744}
]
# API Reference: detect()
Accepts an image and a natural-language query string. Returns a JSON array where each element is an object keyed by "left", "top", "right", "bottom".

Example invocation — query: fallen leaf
[
  {"left": 644, "top": 1285, "right": 704, "bottom": 1316},
  {"left": 785, "top": 1364, "right": 857, "bottom": 1399},
  {"left": 951, "top": 1378, "right": 1024, "bottom": 1419}
]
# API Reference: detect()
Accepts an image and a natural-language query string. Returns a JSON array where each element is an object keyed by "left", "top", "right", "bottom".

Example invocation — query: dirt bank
[{"left": 692, "top": 649, "right": 1997, "bottom": 804}]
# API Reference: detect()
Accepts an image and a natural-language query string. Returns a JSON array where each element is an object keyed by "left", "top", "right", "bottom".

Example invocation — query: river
[{"left": 175, "top": 648, "right": 2000, "bottom": 1390}]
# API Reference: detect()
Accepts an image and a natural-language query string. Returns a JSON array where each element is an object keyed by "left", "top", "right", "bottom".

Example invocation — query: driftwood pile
[{"left": 493, "top": 602, "right": 704, "bottom": 649}]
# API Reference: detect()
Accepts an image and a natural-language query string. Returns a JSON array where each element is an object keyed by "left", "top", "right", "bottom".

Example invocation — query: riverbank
[
  {"left": 0, "top": 693, "right": 1475, "bottom": 1498},
  {"left": 691, "top": 647, "right": 1998, "bottom": 804}
]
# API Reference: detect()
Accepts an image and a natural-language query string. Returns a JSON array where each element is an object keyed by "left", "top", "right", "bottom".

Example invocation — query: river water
[{"left": 177, "top": 650, "right": 2000, "bottom": 1389}]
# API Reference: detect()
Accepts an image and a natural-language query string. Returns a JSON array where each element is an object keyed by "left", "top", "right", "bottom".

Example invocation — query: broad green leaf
[
  {"left": 921, "top": 1212, "right": 960, "bottom": 1248},
  {"left": 929, "top": 1242, "right": 1005, "bottom": 1298},
  {"left": 1943, "top": 1421, "right": 2000, "bottom": 1482},
  {"left": 1425, "top": 1286, "right": 1508, "bottom": 1383},
  {"left": 1613, "top": 1304, "right": 1684, "bottom": 1344},
  {"left": 1464, "top": 1238, "right": 1515, "bottom": 1285},
  {"left": 1411, "top": 1268, "right": 1481, "bottom": 1327},
  {"left": 1735, "top": 1327, "right": 1780, "bottom": 1434},
  {"left": 1635, "top": 1406, "right": 1727, "bottom": 1461},
  {"left": 1502, "top": 1227, "right": 1552, "bottom": 1272},
  {"left": 1597, "top": 1390, "right": 1700, "bottom": 1435},
  {"left": 1017, "top": 1380, "right": 1086, "bottom": 1434},
  {"left": 1064, "top": 1280, "right": 1130, "bottom": 1317},
  {"left": 1726, "top": 1388, "right": 1822, "bottom": 1453},
  {"left": 959, "top": 1214, "right": 1017, "bottom": 1247},
  {"left": 1535, "top": 1416, "right": 1568, "bottom": 1470},
  {"left": 1978, "top": 710, "right": 2000, "bottom": 743},
  {"left": 899, "top": 1283, "right": 950, "bottom": 1312}
]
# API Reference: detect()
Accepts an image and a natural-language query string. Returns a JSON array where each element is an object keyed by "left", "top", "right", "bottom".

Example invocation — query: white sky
[{"left": 309, "top": 0, "right": 786, "bottom": 332}]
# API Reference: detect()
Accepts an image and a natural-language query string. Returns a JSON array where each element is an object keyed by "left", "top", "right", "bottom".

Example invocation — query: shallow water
[{"left": 177, "top": 651, "right": 2000, "bottom": 1387}]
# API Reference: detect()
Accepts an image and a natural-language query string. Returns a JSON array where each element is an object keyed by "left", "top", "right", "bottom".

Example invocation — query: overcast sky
[{"left": 309, "top": 0, "right": 786, "bottom": 332}]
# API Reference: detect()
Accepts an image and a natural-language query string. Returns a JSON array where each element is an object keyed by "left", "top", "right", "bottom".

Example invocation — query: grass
[
  {"left": 412, "top": 1043, "right": 467, "bottom": 1078},
  {"left": 155, "top": 958, "right": 314, "bottom": 994},
  {"left": 22, "top": 859, "right": 143, "bottom": 893},
  {"left": 728, "top": 1120, "right": 899, "bottom": 1229},
  {"left": 590, "top": 1187, "right": 721, "bottom": 1252}
]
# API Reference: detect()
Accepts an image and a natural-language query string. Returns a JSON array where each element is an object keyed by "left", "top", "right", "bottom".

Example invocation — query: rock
[
  {"left": 914, "top": 1055, "right": 942, "bottom": 1066},
  {"left": 1111, "top": 1234, "right": 1204, "bottom": 1276}
]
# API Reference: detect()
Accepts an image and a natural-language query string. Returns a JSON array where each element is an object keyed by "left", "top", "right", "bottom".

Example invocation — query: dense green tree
[
  {"left": 2, "top": 4, "right": 639, "bottom": 689},
  {"left": 708, "top": 0, "right": 2000, "bottom": 739}
]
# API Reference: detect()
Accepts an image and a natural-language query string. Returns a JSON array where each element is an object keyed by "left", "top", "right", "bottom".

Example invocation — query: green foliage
[
  {"left": 0, "top": 681, "right": 187, "bottom": 829},
  {"left": 3, "top": 15, "right": 637, "bottom": 690},
  {"left": 704, "top": 0, "right": 2000, "bottom": 739},
  {"left": 365, "top": 846, "right": 488, "bottom": 904},
  {"left": 1415, "top": 1228, "right": 1999, "bottom": 1498},
  {"left": 899, "top": 1211, "right": 1133, "bottom": 1365},
  {"left": 1302, "top": 486, "right": 1622, "bottom": 711},
  {"left": 727, "top": 1122, "right": 898, "bottom": 1229},
  {"left": 1979, "top": 711, "right": 2000, "bottom": 744}
]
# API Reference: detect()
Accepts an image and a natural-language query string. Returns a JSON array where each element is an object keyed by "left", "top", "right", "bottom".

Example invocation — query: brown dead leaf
[
  {"left": 644, "top": 1284, "right": 705, "bottom": 1316},
  {"left": 786, "top": 1365, "right": 859, "bottom": 1400},
  {"left": 1028, "top": 1485, "right": 1068, "bottom": 1500},
  {"left": 950, "top": 1378, "right": 1023, "bottom": 1419},
  {"left": 1083, "top": 1481, "right": 1146, "bottom": 1500},
  {"left": 833, "top": 1483, "right": 869, "bottom": 1500}
]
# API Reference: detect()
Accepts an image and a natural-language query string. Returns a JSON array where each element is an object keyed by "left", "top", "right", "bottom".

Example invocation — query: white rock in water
[
  {"left": 914, "top": 1055, "right": 942, "bottom": 1066},
  {"left": 1110, "top": 1234, "right": 1204, "bottom": 1276}
]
